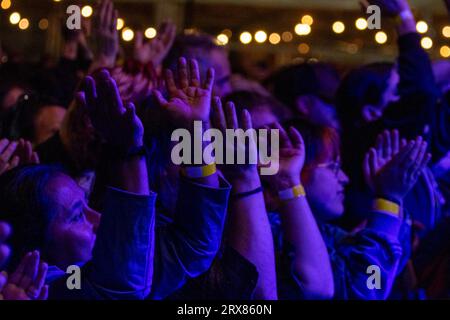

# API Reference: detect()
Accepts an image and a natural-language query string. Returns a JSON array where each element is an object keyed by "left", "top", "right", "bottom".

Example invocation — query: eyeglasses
[{"left": 315, "top": 161, "right": 342, "bottom": 176}]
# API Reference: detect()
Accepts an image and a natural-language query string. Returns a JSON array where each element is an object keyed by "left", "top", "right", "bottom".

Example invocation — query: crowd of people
[{"left": 0, "top": 0, "right": 449, "bottom": 300}]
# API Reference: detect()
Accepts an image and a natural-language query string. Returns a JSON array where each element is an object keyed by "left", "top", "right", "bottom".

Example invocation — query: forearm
[
  {"left": 109, "top": 156, "right": 150, "bottom": 196},
  {"left": 276, "top": 177, "right": 334, "bottom": 299},
  {"left": 227, "top": 170, "right": 278, "bottom": 300}
]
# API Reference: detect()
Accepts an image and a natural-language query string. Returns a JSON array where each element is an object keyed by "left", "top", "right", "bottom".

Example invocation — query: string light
[
  {"left": 19, "top": 18, "right": 29, "bottom": 30},
  {"left": 1, "top": 0, "right": 11, "bottom": 10},
  {"left": 145, "top": 27, "right": 157, "bottom": 39},
  {"left": 116, "top": 18, "right": 124, "bottom": 30},
  {"left": 416, "top": 21, "right": 428, "bottom": 34},
  {"left": 221, "top": 29, "right": 232, "bottom": 38},
  {"left": 269, "top": 33, "right": 281, "bottom": 45},
  {"left": 355, "top": 18, "right": 368, "bottom": 30},
  {"left": 301, "top": 15, "right": 313, "bottom": 26},
  {"left": 281, "top": 31, "right": 293, "bottom": 42},
  {"left": 442, "top": 26, "right": 450, "bottom": 38},
  {"left": 332, "top": 21, "right": 345, "bottom": 34},
  {"left": 254, "top": 30, "right": 267, "bottom": 43},
  {"left": 297, "top": 43, "right": 310, "bottom": 54},
  {"left": 38, "top": 18, "right": 49, "bottom": 30},
  {"left": 375, "top": 31, "right": 388, "bottom": 44},
  {"left": 440, "top": 45, "right": 450, "bottom": 58},
  {"left": 81, "top": 6, "right": 93, "bottom": 18},
  {"left": 9, "top": 12, "right": 20, "bottom": 24},
  {"left": 217, "top": 33, "right": 229, "bottom": 45},
  {"left": 122, "top": 28, "right": 134, "bottom": 42},
  {"left": 295, "top": 23, "right": 311, "bottom": 36},
  {"left": 421, "top": 37, "right": 433, "bottom": 49},
  {"left": 240, "top": 32, "right": 252, "bottom": 44}
]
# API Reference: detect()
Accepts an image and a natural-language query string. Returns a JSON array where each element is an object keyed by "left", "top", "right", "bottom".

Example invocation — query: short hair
[
  {"left": 224, "top": 90, "right": 292, "bottom": 124},
  {"left": 336, "top": 62, "right": 393, "bottom": 127},
  {"left": 0, "top": 165, "right": 63, "bottom": 270},
  {"left": 284, "top": 119, "right": 340, "bottom": 167}
]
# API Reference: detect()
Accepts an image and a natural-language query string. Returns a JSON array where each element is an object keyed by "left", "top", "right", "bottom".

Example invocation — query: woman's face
[
  {"left": 302, "top": 158, "right": 349, "bottom": 222},
  {"left": 45, "top": 174, "right": 100, "bottom": 269}
]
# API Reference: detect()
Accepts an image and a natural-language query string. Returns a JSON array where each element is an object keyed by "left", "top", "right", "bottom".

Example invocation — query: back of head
[
  {"left": 268, "top": 62, "right": 340, "bottom": 112},
  {"left": 336, "top": 62, "right": 393, "bottom": 129}
]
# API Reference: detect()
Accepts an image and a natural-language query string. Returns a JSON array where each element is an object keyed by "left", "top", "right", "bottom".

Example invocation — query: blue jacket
[
  {"left": 47, "top": 176, "right": 230, "bottom": 300},
  {"left": 270, "top": 211, "right": 405, "bottom": 300}
]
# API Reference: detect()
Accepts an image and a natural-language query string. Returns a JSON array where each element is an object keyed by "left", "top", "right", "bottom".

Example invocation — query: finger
[
  {"left": 27, "top": 262, "right": 48, "bottom": 300},
  {"left": 288, "top": 126, "right": 304, "bottom": 149},
  {"left": 0, "top": 139, "right": 9, "bottom": 154},
  {"left": 363, "top": 151, "right": 372, "bottom": 187},
  {"left": 375, "top": 132, "right": 383, "bottom": 159},
  {"left": 165, "top": 69, "right": 177, "bottom": 95},
  {"left": 189, "top": 59, "right": 201, "bottom": 87},
  {"left": 9, "top": 156, "right": 20, "bottom": 169},
  {"left": 37, "top": 285, "right": 49, "bottom": 301},
  {"left": 0, "top": 141, "right": 18, "bottom": 164},
  {"left": 134, "top": 31, "right": 144, "bottom": 50},
  {"left": 31, "top": 152, "right": 40, "bottom": 164},
  {"left": 401, "top": 138, "right": 407, "bottom": 148},
  {"left": 0, "top": 222, "right": 11, "bottom": 241},
  {"left": 9, "top": 252, "right": 31, "bottom": 285},
  {"left": 111, "top": 9, "right": 118, "bottom": 33},
  {"left": 225, "top": 101, "right": 238, "bottom": 129},
  {"left": 203, "top": 68, "right": 215, "bottom": 92},
  {"left": 99, "top": 0, "right": 107, "bottom": 28},
  {"left": 83, "top": 76, "right": 97, "bottom": 109},
  {"left": 414, "top": 141, "right": 428, "bottom": 168},
  {"left": 105, "top": 0, "right": 114, "bottom": 30},
  {"left": 23, "top": 141, "right": 33, "bottom": 164},
  {"left": 19, "top": 250, "right": 39, "bottom": 289},
  {"left": 178, "top": 57, "right": 189, "bottom": 89},
  {"left": 273, "top": 122, "right": 292, "bottom": 148},
  {"left": 408, "top": 137, "right": 423, "bottom": 165},
  {"left": 241, "top": 109, "right": 253, "bottom": 131},
  {"left": 383, "top": 130, "right": 391, "bottom": 159},
  {"left": 392, "top": 129, "right": 399, "bottom": 155},
  {"left": 369, "top": 148, "right": 378, "bottom": 177},
  {"left": 153, "top": 90, "right": 169, "bottom": 108},
  {"left": 211, "top": 97, "right": 226, "bottom": 131}
]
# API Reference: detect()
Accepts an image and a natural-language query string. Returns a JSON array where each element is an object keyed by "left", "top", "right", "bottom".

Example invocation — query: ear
[{"left": 295, "top": 95, "right": 312, "bottom": 116}]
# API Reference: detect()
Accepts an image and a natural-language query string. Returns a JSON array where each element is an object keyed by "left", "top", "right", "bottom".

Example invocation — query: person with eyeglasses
[{"left": 263, "top": 120, "right": 430, "bottom": 300}]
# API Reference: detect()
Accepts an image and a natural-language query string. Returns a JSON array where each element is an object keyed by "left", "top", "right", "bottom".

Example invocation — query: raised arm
[{"left": 211, "top": 98, "right": 277, "bottom": 300}]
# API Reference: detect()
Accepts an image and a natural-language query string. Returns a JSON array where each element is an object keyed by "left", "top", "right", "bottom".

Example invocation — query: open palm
[{"left": 154, "top": 57, "right": 215, "bottom": 128}]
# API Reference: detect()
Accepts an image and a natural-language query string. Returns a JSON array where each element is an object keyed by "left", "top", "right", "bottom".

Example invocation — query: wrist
[
  {"left": 227, "top": 168, "right": 261, "bottom": 193},
  {"left": 273, "top": 174, "right": 301, "bottom": 191}
]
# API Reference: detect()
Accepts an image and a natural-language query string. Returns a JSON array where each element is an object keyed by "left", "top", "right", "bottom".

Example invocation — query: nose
[
  {"left": 338, "top": 169, "right": 349, "bottom": 185},
  {"left": 85, "top": 206, "right": 101, "bottom": 234}
]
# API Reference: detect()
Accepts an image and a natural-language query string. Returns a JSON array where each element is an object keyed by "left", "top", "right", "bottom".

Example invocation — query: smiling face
[{"left": 45, "top": 174, "right": 100, "bottom": 269}]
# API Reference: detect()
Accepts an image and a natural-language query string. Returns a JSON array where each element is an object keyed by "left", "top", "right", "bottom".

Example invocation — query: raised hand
[
  {"left": 133, "top": 21, "right": 177, "bottom": 67},
  {"left": 0, "top": 222, "right": 11, "bottom": 268},
  {"left": 211, "top": 97, "right": 257, "bottom": 180},
  {"left": 363, "top": 129, "right": 401, "bottom": 190},
  {"left": 0, "top": 139, "right": 19, "bottom": 175},
  {"left": 78, "top": 70, "right": 144, "bottom": 152},
  {"left": 364, "top": 136, "right": 431, "bottom": 204},
  {"left": 0, "top": 251, "right": 48, "bottom": 300},
  {"left": 153, "top": 57, "right": 215, "bottom": 129},
  {"left": 91, "top": 0, "right": 119, "bottom": 69},
  {"left": 265, "top": 123, "right": 305, "bottom": 190}
]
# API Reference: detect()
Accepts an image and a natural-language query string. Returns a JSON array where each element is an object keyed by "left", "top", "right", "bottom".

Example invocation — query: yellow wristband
[
  {"left": 278, "top": 184, "right": 306, "bottom": 201},
  {"left": 373, "top": 198, "right": 400, "bottom": 217},
  {"left": 182, "top": 163, "right": 216, "bottom": 179}
]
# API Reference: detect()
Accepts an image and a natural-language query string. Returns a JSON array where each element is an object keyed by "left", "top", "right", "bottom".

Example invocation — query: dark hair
[
  {"left": 336, "top": 62, "right": 393, "bottom": 128},
  {"left": 163, "top": 32, "right": 224, "bottom": 72},
  {"left": 2, "top": 93, "right": 60, "bottom": 141},
  {"left": 268, "top": 62, "right": 340, "bottom": 113},
  {"left": 224, "top": 90, "right": 292, "bottom": 125},
  {"left": 0, "top": 165, "right": 63, "bottom": 270},
  {"left": 284, "top": 119, "right": 340, "bottom": 167}
]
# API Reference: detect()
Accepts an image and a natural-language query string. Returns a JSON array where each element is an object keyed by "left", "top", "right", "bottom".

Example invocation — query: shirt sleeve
[{"left": 149, "top": 176, "right": 231, "bottom": 300}]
